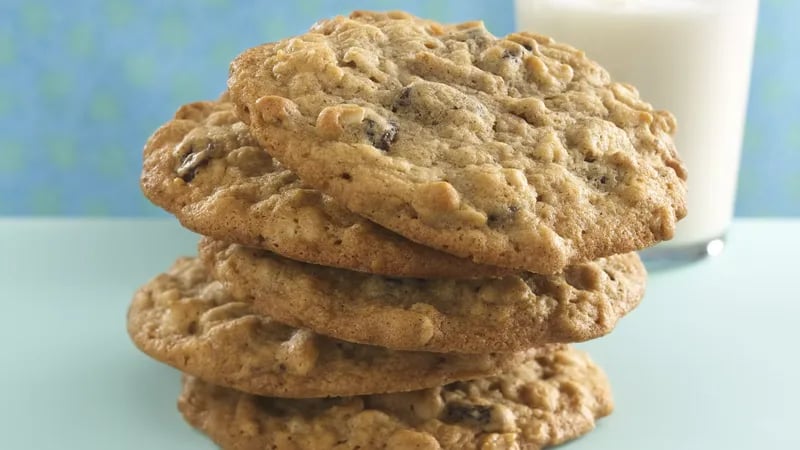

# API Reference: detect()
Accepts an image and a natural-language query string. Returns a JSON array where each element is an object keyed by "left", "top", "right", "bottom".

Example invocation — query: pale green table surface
[{"left": 0, "top": 218, "right": 798, "bottom": 449}]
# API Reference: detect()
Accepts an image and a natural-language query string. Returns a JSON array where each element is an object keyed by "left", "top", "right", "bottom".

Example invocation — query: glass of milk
[{"left": 515, "top": 0, "right": 759, "bottom": 265}]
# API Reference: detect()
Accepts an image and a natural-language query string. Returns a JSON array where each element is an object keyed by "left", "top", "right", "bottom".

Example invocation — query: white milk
[{"left": 515, "top": 0, "right": 759, "bottom": 247}]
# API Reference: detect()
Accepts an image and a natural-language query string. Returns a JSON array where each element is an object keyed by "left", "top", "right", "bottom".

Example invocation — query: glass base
[{"left": 639, "top": 233, "right": 727, "bottom": 271}]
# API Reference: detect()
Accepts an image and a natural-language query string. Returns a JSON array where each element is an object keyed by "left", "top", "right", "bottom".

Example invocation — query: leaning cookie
[
  {"left": 229, "top": 11, "right": 687, "bottom": 274},
  {"left": 127, "top": 258, "right": 524, "bottom": 398},
  {"left": 200, "top": 238, "right": 646, "bottom": 353},
  {"left": 140, "top": 98, "right": 509, "bottom": 279},
  {"left": 178, "top": 345, "right": 612, "bottom": 450}
]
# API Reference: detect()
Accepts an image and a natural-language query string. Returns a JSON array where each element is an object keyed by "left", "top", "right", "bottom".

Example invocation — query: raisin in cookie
[
  {"left": 228, "top": 11, "right": 687, "bottom": 274},
  {"left": 200, "top": 238, "right": 646, "bottom": 353},
  {"left": 178, "top": 345, "right": 612, "bottom": 450},
  {"left": 140, "top": 97, "right": 508, "bottom": 279},
  {"left": 128, "top": 258, "right": 523, "bottom": 398}
]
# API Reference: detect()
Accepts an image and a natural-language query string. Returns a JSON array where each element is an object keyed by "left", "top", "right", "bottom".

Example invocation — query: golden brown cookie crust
[
  {"left": 229, "top": 11, "right": 687, "bottom": 274},
  {"left": 178, "top": 345, "right": 613, "bottom": 450},
  {"left": 200, "top": 238, "right": 646, "bottom": 353},
  {"left": 127, "top": 258, "right": 524, "bottom": 397},
  {"left": 140, "top": 99, "right": 509, "bottom": 279}
]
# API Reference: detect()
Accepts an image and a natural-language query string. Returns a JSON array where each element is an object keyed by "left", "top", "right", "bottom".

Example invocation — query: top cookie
[
  {"left": 141, "top": 97, "right": 507, "bottom": 279},
  {"left": 229, "top": 10, "right": 687, "bottom": 274}
]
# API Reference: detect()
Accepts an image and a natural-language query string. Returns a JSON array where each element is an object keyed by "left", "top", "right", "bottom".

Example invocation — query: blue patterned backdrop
[{"left": 0, "top": 0, "right": 797, "bottom": 216}]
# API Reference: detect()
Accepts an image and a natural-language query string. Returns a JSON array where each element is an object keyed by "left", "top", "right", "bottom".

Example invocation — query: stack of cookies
[{"left": 129, "top": 11, "right": 686, "bottom": 450}]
